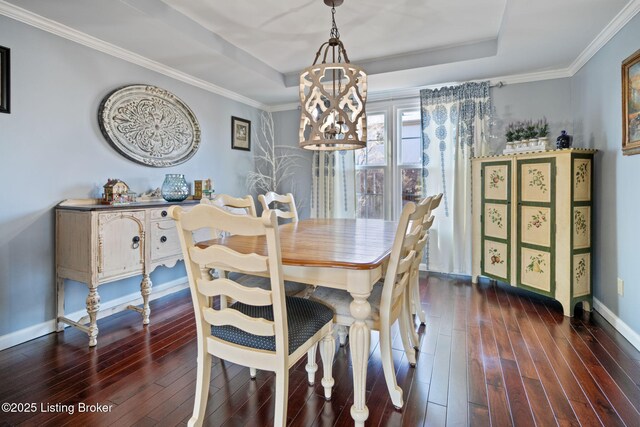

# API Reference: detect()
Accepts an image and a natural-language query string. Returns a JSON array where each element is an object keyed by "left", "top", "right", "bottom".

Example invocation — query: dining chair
[
  {"left": 409, "top": 193, "right": 442, "bottom": 322},
  {"left": 169, "top": 204, "right": 336, "bottom": 427},
  {"left": 258, "top": 192, "right": 299, "bottom": 223},
  {"left": 310, "top": 201, "right": 431, "bottom": 409}
]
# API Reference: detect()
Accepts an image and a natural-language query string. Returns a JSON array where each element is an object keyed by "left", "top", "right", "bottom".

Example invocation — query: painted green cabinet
[{"left": 472, "top": 149, "right": 595, "bottom": 316}]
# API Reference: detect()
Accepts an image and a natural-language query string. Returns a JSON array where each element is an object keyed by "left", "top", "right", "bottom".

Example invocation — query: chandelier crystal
[{"left": 299, "top": 0, "right": 367, "bottom": 151}]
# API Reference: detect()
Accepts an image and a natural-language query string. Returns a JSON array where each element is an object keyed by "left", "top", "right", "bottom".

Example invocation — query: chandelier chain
[{"left": 330, "top": 6, "right": 340, "bottom": 40}]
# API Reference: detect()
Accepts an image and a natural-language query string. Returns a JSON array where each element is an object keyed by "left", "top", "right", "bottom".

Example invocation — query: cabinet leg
[
  {"left": 141, "top": 274, "right": 152, "bottom": 325},
  {"left": 86, "top": 286, "right": 100, "bottom": 347},
  {"left": 56, "top": 276, "right": 65, "bottom": 332}
]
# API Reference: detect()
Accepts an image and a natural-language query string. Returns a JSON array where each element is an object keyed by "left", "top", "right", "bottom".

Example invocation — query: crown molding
[
  {"left": 569, "top": 0, "right": 640, "bottom": 75},
  {"left": 0, "top": 0, "right": 268, "bottom": 111}
]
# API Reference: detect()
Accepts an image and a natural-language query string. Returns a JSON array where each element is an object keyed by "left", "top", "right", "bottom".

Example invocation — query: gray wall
[
  {"left": 571, "top": 13, "right": 640, "bottom": 334},
  {"left": 491, "top": 78, "right": 574, "bottom": 152},
  {"left": 0, "top": 15, "right": 261, "bottom": 335},
  {"left": 272, "top": 109, "right": 312, "bottom": 219}
]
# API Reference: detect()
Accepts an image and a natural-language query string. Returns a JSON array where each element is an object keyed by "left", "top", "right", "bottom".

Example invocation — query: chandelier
[{"left": 299, "top": 0, "right": 367, "bottom": 151}]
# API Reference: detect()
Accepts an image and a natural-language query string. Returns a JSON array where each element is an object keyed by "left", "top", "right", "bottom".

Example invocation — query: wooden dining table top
[{"left": 198, "top": 218, "right": 398, "bottom": 270}]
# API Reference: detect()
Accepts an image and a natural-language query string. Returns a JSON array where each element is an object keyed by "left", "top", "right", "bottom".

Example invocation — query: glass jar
[{"left": 161, "top": 174, "right": 189, "bottom": 202}]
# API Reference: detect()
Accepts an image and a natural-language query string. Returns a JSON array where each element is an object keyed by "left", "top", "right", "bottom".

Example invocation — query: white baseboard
[
  {"left": 593, "top": 298, "right": 640, "bottom": 352},
  {"left": 0, "top": 277, "right": 189, "bottom": 351}
]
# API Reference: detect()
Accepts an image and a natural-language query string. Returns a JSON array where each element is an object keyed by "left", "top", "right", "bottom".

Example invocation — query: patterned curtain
[
  {"left": 421, "top": 81, "right": 491, "bottom": 274},
  {"left": 310, "top": 151, "right": 356, "bottom": 218}
]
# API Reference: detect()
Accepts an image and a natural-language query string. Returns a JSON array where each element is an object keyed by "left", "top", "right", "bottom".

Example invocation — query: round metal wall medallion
[{"left": 99, "top": 85, "right": 201, "bottom": 167}]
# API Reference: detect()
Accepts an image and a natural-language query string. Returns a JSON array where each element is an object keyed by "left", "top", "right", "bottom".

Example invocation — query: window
[{"left": 355, "top": 102, "right": 421, "bottom": 220}]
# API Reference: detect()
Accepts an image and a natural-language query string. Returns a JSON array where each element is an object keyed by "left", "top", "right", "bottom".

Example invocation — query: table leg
[
  {"left": 140, "top": 274, "right": 152, "bottom": 325},
  {"left": 56, "top": 275, "right": 65, "bottom": 332},
  {"left": 86, "top": 285, "right": 100, "bottom": 347},
  {"left": 349, "top": 292, "right": 371, "bottom": 426}
]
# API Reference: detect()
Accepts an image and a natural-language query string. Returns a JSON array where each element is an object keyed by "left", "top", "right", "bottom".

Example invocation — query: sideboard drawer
[
  {"left": 149, "top": 219, "right": 181, "bottom": 261},
  {"left": 149, "top": 207, "right": 172, "bottom": 221}
]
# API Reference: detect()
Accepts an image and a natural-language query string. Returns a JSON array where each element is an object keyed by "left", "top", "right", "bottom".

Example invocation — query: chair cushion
[
  {"left": 311, "top": 283, "right": 384, "bottom": 323},
  {"left": 212, "top": 296, "right": 334, "bottom": 354},
  {"left": 228, "top": 272, "right": 309, "bottom": 296}
]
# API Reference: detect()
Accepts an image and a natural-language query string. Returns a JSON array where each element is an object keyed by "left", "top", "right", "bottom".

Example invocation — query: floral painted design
[
  {"left": 527, "top": 210, "right": 548, "bottom": 230},
  {"left": 576, "top": 258, "right": 587, "bottom": 281},
  {"left": 489, "top": 169, "right": 505, "bottom": 189},
  {"left": 488, "top": 247, "right": 504, "bottom": 265},
  {"left": 488, "top": 208, "right": 504, "bottom": 229},
  {"left": 575, "top": 163, "right": 589, "bottom": 186},
  {"left": 574, "top": 210, "right": 587, "bottom": 236},
  {"left": 528, "top": 168, "right": 547, "bottom": 194},
  {"left": 525, "top": 254, "right": 546, "bottom": 274}
]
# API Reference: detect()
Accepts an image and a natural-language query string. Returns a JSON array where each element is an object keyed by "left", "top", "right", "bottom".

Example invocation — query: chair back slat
[
  {"left": 197, "top": 278, "right": 273, "bottom": 306},
  {"left": 179, "top": 204, "right": 264, "bottom": 236},
  {"left": 189, "top": 245, "right": 268, "bottom": 273},
  {"left": 204, "top": 194, "right": 257, "bottom": 217},
  {"left": 259, "top": 192, "right": 299, "bottom": 223},
  {"left": 203, "top": 307, "right": 275, "bottom": 336}
]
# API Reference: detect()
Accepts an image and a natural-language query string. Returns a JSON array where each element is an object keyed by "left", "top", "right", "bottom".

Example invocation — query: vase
[
  {"left": 161, "top": 174, "right": 189, "bottom": 202},
  {"left": 556, "top": 130, "right": 572, "bottom": 149}
]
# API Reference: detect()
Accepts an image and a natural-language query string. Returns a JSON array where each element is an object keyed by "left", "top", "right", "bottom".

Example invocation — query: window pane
[
  {"left": 400, "top": 110, "right": 422, "bottom": 164},
  {"left": 401, "top": 168, "right": 422, "bottom": 206},
  {"left": 356, "top": 113, "right": 386, "bottom": 166},
  {"left": 356, "top": 168, "right": 385, "bottom": 219}
]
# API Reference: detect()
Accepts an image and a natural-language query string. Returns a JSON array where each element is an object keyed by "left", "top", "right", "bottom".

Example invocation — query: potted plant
[
  {"left": 526, "top": 120, "right": 538, "bottom": 145},
  {"left": 537, "top": 118, "right": 549, "bottom": 148},
  {"left": 513, "top": 122, "right": 525, "bottom": 147}
]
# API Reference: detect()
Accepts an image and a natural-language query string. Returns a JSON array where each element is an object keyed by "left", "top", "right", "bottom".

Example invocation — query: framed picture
[
  {"left": 622, "top": 48, "right": 640, "bottom": 155},
  {"left": 231, "top": 116, "right": 251, "bottom": 151},
  {"left": 0, "top": 46, "right": 9, "bottom": 114}
]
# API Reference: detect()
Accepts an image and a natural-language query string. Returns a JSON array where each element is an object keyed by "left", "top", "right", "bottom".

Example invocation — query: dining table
[{"left": 198, "top": 218, "right": 399, "bottom": 426}]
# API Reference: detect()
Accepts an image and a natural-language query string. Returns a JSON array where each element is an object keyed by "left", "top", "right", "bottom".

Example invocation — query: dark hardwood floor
[{"left": 1, "top": 274, "right": 639, "bottom": 426}]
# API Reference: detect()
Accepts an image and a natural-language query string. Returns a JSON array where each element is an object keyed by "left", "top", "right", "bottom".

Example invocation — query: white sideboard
[{"left": 56, "top": 199, "right": 198, "bottom": 346}]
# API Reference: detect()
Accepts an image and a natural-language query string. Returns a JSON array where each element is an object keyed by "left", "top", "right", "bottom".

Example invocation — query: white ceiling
[{"left": 1, "top": 0, "right": 637, "bottom": 107}]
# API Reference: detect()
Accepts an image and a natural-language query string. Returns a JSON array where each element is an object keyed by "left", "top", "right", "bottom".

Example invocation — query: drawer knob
[
  {"left": 132, "top": 235, "right": 140, "bottom": 249},
  {"left": 160, "top": 236, "right": 167, "bottom": 243},
  {"left": 161, "top": 210, "right": 168, "bottom": 217}
]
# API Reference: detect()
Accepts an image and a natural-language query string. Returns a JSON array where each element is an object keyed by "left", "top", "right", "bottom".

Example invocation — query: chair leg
[
  {"left": 337, "top": 325, "right": 348, "bottom": 346},
  {"left": 306, "top": 342, "right": 319, "bottom": 386},
  {"left": 408, "top": 274, "right": 420, "bottom": 350},
  {"left": 412, "top": 272, "right": 427, "bottom": 325},
  {"left": 188, "top": 350, "right": 212, "bottom": 427},
  {"left": 249, "top": 367, "right": 257, "bottom": 379},
  {"left": 319, "top": 331, "right": 335, "bottom": 401},
  {"left": 273, "top": 366, "right": 289, "bottom": 427},
  {"left": 399, "top": 301, "right": 417, "bottom": 367},
  {"left": 380, "top": 317, "right": 403, "bottom": 409}
]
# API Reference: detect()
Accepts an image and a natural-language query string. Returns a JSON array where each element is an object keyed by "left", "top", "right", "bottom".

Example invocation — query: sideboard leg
[
  {"left": 141, "top": 274, "right": 153, "bottom": 325},
  {"left": 56, "top": 275, "right": 65, "bottom": 332},
  {"left": 86, "top": 285, "right": 100, "bottom": 347}
]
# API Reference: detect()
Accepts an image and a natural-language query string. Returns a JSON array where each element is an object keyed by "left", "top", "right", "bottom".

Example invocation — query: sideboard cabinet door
[{"left": 97, "top": 211, "right": 145, "bottom": 281}]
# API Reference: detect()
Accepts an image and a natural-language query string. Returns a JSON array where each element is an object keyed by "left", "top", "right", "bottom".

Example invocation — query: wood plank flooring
[{"left": 1, "top": 274, "right": 639, "bottom": 426}]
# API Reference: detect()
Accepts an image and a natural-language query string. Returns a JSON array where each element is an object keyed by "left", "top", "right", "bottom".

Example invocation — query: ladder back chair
[
  {"left": 310, "top": 201, "right": 430, "bottom": 409},
  {"left": 258, "top": 192, "right": 299, "bottom": 223},
  {"left": 169, "top": 204, "right": 336, "bottom": 427}
]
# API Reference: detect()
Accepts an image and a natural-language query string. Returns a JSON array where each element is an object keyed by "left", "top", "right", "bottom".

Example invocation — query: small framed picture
[
  {"left": 231, "top": 116, "right": 251, "bottom": 151},
  {"left": 0, "top": 46, "right": 9, "bottom": 114},
  {"left": 622, "top": 48, "right": 640, "bottom": 155}
]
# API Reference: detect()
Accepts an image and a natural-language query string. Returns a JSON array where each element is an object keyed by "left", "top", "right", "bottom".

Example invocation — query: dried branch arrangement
[{"left": 246, "top": 111, "right": 307, "bottom": 209}]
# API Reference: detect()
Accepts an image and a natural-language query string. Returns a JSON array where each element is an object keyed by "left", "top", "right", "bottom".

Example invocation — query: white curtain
[
  {"left": 421, "top": 82, "right": 492, "bottom": 275},
  {"left": 310, "top": 151, "right": 356, "bottom": 219}
]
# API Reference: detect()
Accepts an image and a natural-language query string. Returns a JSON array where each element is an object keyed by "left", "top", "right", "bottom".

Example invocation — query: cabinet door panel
[
  {"left": 520, "top": 162, "right": 552, "bottom": 203},
  {"left": 573, "top": 158, "right": 592, "bottom": 202},
  {"left": 521, "top": 206, "right": 552, "bottom": 247},
  {"left": 97, "top": 212, "right": 145, "bottom": 280},
  {"left": 573, "top": 253, "right": 591, "bottom": 296},
  {"left": 520, "top": 249, "right": 552, "bottom": 292},
  {"left": 573, "top": 206, "right": 591, "bottom": 249},
  {"left": 484, "top": 203, "right": 508, "bottom": 240}
]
